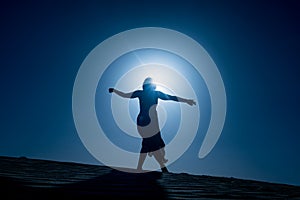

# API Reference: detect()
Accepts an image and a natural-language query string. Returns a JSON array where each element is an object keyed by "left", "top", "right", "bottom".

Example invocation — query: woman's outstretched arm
[
  {"left": 108, "top": 88, "right": 136, "bottom": 98},
  {"left": 176, "top": 96, "right": 196, "bottom": 106},
  {"left": 158, "top": 91, "right": 196, "bottom": 106}
]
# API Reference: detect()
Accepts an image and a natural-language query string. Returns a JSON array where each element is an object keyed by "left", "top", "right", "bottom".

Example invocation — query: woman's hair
[{"left": 142, "top": 77, "right": 156, "bottom": 90}]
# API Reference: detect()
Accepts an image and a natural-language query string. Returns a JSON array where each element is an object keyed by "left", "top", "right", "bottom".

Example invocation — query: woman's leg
[
  {"left": 153, "top": 150, "right": 169, "bottom": 172},
  {"left": 160, "top": 148, "right": 168, "bottom": 163},
  {"left": 137, "top": 153, "right": 147, "bottom": 171}
]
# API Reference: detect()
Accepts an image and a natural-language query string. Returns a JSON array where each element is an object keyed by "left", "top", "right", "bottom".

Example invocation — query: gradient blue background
[{"left": 1, "top": 0, "right": 299, "bottom": 186}]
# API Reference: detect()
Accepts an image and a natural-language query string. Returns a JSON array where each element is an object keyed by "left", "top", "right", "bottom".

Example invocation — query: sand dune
[{"left": 0, "top": 156, "right": 299, "bottom": 199}]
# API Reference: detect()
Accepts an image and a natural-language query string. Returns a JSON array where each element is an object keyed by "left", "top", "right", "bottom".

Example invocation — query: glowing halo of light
[
  {"left": 109, "top": 62, "right": 199, "bottom": 170},
  {"left": 72, "top": 27, "right": 226, "bottom": 172}
]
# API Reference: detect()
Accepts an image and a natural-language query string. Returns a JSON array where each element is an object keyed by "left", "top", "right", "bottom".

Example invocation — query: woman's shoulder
[
  {"left": 134, "top": 90, "right": 143, "bottom": 93},
  {"left": 132, "top": 90, "right": 143, "bottom": 96}
]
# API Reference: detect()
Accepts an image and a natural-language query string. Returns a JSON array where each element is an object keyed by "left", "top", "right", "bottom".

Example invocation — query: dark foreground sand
[{"left": 0, "top": 156, "right": 299, "bottom": 199}]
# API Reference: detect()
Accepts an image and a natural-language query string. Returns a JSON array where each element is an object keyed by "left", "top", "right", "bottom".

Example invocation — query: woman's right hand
[{"left": 108, "top": 88, "right": 114, "bottom": 93}]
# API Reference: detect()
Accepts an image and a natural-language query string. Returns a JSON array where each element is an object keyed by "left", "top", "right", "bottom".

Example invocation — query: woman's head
[{"left": 142, "top": 77, "right": 156, "bottom": 90}]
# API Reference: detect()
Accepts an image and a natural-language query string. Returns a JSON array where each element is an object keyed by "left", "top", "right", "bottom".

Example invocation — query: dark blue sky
[{"left": 1, "top": 1, "right": 300, "bottom": 186}]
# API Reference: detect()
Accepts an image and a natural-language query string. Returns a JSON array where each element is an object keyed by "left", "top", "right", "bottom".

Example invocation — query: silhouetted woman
[{"left": 109, "top": 77, "right": 196, "bottom": 172}]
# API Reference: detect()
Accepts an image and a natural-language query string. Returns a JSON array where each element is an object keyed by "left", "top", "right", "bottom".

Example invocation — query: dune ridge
[{"left": 0, "top": 156, "right": 299, "bottom": 199}]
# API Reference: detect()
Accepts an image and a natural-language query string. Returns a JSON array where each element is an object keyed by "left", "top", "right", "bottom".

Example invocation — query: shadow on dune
[
  {"left": 1, "top": 169, "right": 168, "bottom": 199},
  {"left": 2, "top": 156, "right": 300, "bottom": 199}
]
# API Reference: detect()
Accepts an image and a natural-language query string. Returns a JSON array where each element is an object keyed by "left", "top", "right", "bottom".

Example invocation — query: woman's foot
[
  {"left": 137, "top": 167, "right": 143, "bottom": 172},
  {"left": 161, "top": 167, "right": 169, "bottom": 173}
]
